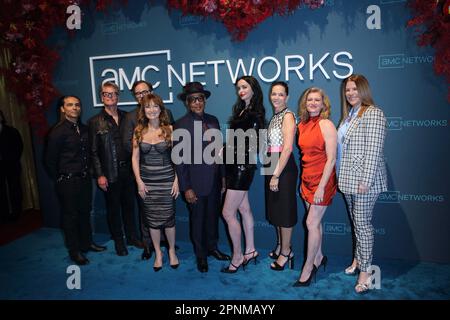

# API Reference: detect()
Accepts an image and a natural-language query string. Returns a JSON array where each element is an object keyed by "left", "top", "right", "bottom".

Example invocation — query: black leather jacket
[
  {"left": 88, "top": 109, "right": 128, "bottom": 183},
  {"left": 225, "top": 108, "right": 265, "bottom": 167}
]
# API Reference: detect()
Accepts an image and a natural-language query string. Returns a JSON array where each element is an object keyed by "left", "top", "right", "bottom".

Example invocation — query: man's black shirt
[{"left": 46, "top": 119, "right": 89, "bottom": 179}]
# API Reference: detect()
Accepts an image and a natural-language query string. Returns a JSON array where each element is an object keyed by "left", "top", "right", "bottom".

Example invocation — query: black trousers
[
  {"left": 0, "top": 165, "right": 22, "bottom": 221},
  {"left": 188, "top": 187, "right": 221, "bottom": 259},
  {"left": 104, "top": 166, "right": 138, "bottom": 243},
  {"left": 56, "top": 176, "right": 93, "bottom": 253}
]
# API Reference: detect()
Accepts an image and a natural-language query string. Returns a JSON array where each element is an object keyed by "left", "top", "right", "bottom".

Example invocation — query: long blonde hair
[
  {"left": 298, "top": 87, "right": 331, "bottom": 123},
  {"left": 134, "top": 94, "right": 172, "bottom": 144},
  {"left": 340, "top": 74, "right": 375, "bottom": 125}
]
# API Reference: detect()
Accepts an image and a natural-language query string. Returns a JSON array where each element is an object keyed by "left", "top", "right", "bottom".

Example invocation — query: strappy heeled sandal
[
  {"left": 269, "top": 243, "right": 281, "bottom": 260},
  {"left": 355, "top": 281, "right": 371, "bottom": 294},
  {"left": 220, "top": 259, "right": 245, "bottom": 273},
  {"left": 270, "top": 249, "right": 294, "bottom": 271},
  {"left": 243, "top": 250, "right": 259, "bottom": 266},
  {"left": 345, "top": 264, "right": 360, "bottom": 275}
]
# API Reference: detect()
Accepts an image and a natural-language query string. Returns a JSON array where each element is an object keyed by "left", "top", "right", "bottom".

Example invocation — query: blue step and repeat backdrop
[{"left": 35, "top": 0, "right": 450, "bottom": 263}]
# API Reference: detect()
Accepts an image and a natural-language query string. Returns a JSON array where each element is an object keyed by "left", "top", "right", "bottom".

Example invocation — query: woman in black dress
[
  {"left": 221, "top": 76, "right": 266, "bottom": 273},
  {"left": 131, "top": 94, "right": 180, "bottom": 271},
  {"left": 265, "top": 81, "right": 298, "bottom": 271}
]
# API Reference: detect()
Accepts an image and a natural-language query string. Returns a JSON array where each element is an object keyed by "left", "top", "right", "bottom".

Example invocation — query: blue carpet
[{"left": 1, "top": 228, "right": 449, "bottom": 300}]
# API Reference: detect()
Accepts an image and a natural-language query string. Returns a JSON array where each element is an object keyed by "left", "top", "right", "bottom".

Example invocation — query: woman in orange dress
[{"left": 293, "top": 87, "right": 337, "bottom": 287}]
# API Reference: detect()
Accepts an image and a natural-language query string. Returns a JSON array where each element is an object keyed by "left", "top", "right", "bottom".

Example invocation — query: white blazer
[{"left": 338, "top": 105, "right": 388, "bottom": 195}]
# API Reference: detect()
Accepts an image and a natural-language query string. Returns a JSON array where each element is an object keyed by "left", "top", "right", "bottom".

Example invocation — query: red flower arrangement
[
  {"left": 407, "top": 0, "right": 450, "bottom": 102},
  {"left": 167, "top": 0, "right": 324, "bottom": 41},
  {"left": 0, "top": 0, "right": 130, "bottom": 136},
  {"left": 0, "top": 1, "right": 73, "bottom": 136}
]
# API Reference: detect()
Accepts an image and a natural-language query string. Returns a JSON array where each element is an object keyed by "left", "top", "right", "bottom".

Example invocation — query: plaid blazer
[{"left": 338, "top": 106, "right": 388, "bottom": 194}]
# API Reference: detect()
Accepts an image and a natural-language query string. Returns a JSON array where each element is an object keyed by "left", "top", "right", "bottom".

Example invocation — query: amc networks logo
[
  {"left": 387, "top": 117, "right": 448, "bottom": 130},
  {"left": 324, "top": 223, "right": 351, "bottom": 235},
  {"left": 89, "top": 49, "right": 173, "bottom": 107},
  {"left": 176, "top": 216, "right": 189, "bottom": 223},
  {"left": 102, "top": 20, "right": 147, "bottom": 35},
  {"left": 300, "top": 0, "right": 334, "bottom": 7},
  {"left": 324, "top": 222, "right": 386, "bottom": 235},
  {"left": 378, "top": 191, "right": 445, "bottom": 203},
  {"left": 378, "top": 54, "right": 434, "bottom": 69},
  {"left": 387, "top": 117, "right": 402, "bottom": 130},
  {"left": 179, "top": 15, "right": 202, "bottom": 26},
  {"left": 378, "top": 191, "right": 400, "bottom": 203}
]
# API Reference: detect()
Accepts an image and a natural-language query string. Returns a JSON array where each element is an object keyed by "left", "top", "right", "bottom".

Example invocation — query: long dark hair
[
  {"left": 230, "top": 75, "right": 266, "bottom": 126},
  {"left": 270, "top": 81, "right": 289, "bottom": 97}
]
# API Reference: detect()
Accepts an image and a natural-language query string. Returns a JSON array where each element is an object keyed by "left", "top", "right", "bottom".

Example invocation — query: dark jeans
[
  {"left": 56, "top": 176, "right": 93, "bottom": 253},
  {"left": 0, "top": 166, "right": 22, "bottom": 221},
  {"left": 104, "top": 166, "right": 138, "bottom": 243}
]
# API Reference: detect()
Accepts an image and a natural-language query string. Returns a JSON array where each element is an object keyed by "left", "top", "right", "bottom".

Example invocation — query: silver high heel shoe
[
  {"left": 344, "top": 264, "right": 359, "bottom": 275},
  {"left": 355, "top": 277, "right": 372, "bottom": 294}
]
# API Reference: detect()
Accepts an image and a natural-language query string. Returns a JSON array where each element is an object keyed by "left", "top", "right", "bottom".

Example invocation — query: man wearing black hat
[{"left": 174, "top": 82, "right": 230, "bottom": 273}]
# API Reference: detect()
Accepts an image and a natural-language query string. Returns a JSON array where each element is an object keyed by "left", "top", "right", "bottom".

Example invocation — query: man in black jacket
[
  {"left": 174, "top": 82, "right": 230, "bottom": 273},
  {"left": 88, "top": 82, "right": 142, "bottom": 256},
  {"left": 0, "top": 110, "right": 23, "bottom": 222},
  {"left": 46, "top": 96, "right": 106, "bottom": 265}
]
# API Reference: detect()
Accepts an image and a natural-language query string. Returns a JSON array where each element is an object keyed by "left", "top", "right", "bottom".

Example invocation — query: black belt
[
  {"left": 118, "top": 160, "right": 129, "bottom": 167},
  {"left": 57, "top": 172, "right": 88, "bottom": 182}
]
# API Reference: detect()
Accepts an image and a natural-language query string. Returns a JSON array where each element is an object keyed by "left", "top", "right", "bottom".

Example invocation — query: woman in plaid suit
[{"left": 337, "top": 74, "right": 387, "bottom": 294}]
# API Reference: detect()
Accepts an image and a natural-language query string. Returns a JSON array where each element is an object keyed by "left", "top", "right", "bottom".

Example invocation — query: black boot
[
  {"left": 69, "top": 251, "right": 90, "bottom": 265},
  {"left": 141, "top": 245, "right": 153, "bottom": 260},
  {"left": 114, "top": 240, "right": 128, "bottom": 256}
]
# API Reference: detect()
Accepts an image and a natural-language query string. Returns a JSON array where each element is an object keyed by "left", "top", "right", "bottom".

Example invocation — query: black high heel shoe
[
  {"left": 168, "top": 248, "right": 179, "bottom": 269},
  {"left": 270, "top": 250, "right": 294, "bottom": 271},
  {"left": 269, "top": 243, "right": 280, "bottom": 260},
  {"left": 141, "top": 245, "right": 153, "bottom": 260},
  {"left": 153, "top": 252, "right": 163, "bottom": 272},
  {"left": 243, "top": 250, "right": 259, "bottom": 266},
  {"left": 315, "top": 255, "right": 328, "bottom": 272},
  {"left": 220, "top": 259, "right": 245, "bottom": 273},
  {"left": 292, "top": 266, "right": 317, "bottom": 287}
]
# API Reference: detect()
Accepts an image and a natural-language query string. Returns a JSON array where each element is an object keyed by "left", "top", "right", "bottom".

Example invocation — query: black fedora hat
[{"left": 177, "top": 82, "right": 211, "bottom": 101}]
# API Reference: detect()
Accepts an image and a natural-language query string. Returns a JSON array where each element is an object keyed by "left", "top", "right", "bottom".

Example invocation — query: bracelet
[{"left": 272, "top": 175, "right": 279, "bottom": 179}]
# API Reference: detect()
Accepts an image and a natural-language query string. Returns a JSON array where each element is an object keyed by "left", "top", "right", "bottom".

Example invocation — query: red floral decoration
[
  {"left": 0, "top": 0, "right": 128, "bottom": 136},
  {"left": 0, "top": 1, "right": 73, "bottom": 136},
  {"left": 167, "top": 0, "right": 324, "bottom": 41},
  {"left": 407, "top": 0, "right": 450, "bottom": 102}
]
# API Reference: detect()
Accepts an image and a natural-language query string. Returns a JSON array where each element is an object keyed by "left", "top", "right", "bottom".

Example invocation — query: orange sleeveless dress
[{"left": 297, "top": 116, "right": 337, "bottom": 205}]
